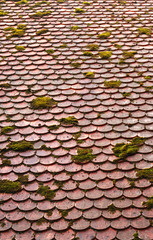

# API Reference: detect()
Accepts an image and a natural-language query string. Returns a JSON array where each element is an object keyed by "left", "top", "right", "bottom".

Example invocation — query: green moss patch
[
  {"left": 8, "top": 140, "right": 33, "bottom": 152},
  {"left": 84, "top": 72, "right": 95, "bottom": 78},
  {"left": 18, "top": 174, "right": 29, "bottom": 184},
  {"left": 87, "top": 44, "right": 99, "bottom": 51},
  {"left": 136, "top": 167, "right": 153, "bottom": 183},
  {"left": 48, "top": 125, "right": 59, "bottom": 131},
  {"left": 59, "top": 116, "right": 78, "bottom": 126},
  {"left": 15, "top": 45, "right": 25, "bottom": 51},
  {"left": 0, "top": 83, "right": 11, "bottom": 88},
  {"left": 104, "top": 80, "right": 121, "bottom": 88},
  {"left": 15, "top": 0, "right": 28, "bottom": 5},
  {"left": 0, "top": 180, "right": 21, "bottom": 193},
  {"left": 112, "top": 137, "right": 146, "bottom": 161},
  {"left": 31, "top": 11, "right": 51, "bottom": 18},
  {"left": 36, "top": 29, "right": 48, "bottom": 35},
  {"left": 4, "top": 24, "right": 26, "bottom": 38},
  {"left": 132, "top": 232, "right": 141, "bottom": 240},
  {"left": 137, "top": 27, "right": 151, "bottom": 35},
  {"left": 31, "top": 97, "right": 57, "bottom": 109},
  {"left": 1, "top": 126, "right": 15, "bottom": 135},
  {"left": 99, "top": 51, "right": 112, "bottom": 59},
  {"left": 107, "top": 204, "right": 117, "bottom": 213},
  {"left": 0, "top": 10, "right": 8, "bottom": 16},
  {"left": 75, "top": 8, "right": 85, "bottom": 13},
  {"left": 1, "top": 159, "right": 11, "bottom": 167},
  {"left": 98, "top": 32, "right": 111, "bottom": 39},
  {"left": 72, "top": 148, "right": 95, "bottom": 164},
  {"left": 83, "top": 51, "right": 93, "bottom": 56},
  {"left": 45, "top": 49, "right": 54, "bottom": 54},
  {"left": 122, "top": 51, "right": 136, "bottom": 59},
  {"left": 142, "top": 197, "right": 153, "bottom": 209},
  {"left": 37, "top": 185, "right": 56, "bottom": 200},
  {"left": 71, "top": 25, "right": 79, "bottom": 31}
]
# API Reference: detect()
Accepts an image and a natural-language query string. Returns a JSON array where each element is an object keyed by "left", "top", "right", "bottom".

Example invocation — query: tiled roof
[{"left": 0, "top": 0, "right": 153, "bottom": 239}]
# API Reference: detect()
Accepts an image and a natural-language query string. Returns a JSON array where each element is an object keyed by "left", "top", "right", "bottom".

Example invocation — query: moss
[
  {"left": 132, "top": 232, "right": 141, "bottom": 240},
  {"left": 45, "top": 49, "right": 54, "bottom": 54},
  {"left": 0, "top": 180, "right": 21, "bottom": 193},
  {"left": 75, "top": 8, "right": 85, "bottom": 13},
  {"left": 31, "top": 11, "right": 51, "bottom": 18},
  {"left": 136, "top": 167, "right": 153, "bottom": 183},
  {"left": 18, "top": 174, "right": 29, "bottom": 184},
  {"left": 108, "top": 204, "right": 117, "bottom": 214},
  {"left": 118, "top": 58, "right": 126, "bottom": 65},
  {"left": 15, "top": 0, "right": 28, "bottom": 5},
  {"left": 4, "top": 24, "right": 26, "bottom": 38},
  {"left": 59, "top": 116, "right": 78, "bottom": 126},
  {"left": 112, "top": 137, "right": 146, "bottom": 161},
  {"left": 31, "top": 97, "right": 57, "bottom": 109},
  {"left": 122, "top": 51, "right": 136, "bottom": 59},
  {"left": 145, "top": 86, "right": 153, "bottom": 92},
  {"left": 72, "top": 148, "right": 95, "bottom": 164},
  {"left": 99, "top": 51, "right": 112, "bottom": 59},
  {"left": 84, "top": 72, "right": 95, "bottom": 78},
  {"left": 48, "top": 125, "right": 59, "bottom": 130},
  {"left": 144, "top": 76, "right": 152, "bottom": 80},
  {"left": 71, "top": 61, "right": 81, "bottom": 68},
  {"left": 71, "top": 25, "right": 79, "bottom": 31},
  {"left": 36, "top": 29, "right": 48, "bottom": 35},
  {"left": 8, "top": 140, "right": 34, "bottom": 152},
  {"left": 0, "top": 10, "right": 8, "bottom": 16},
  {"left": 54, "top": 180, "right": 64, "bottom": 188},
  {"left": 114, "top": 44, "right": 122, "bottom": 49},
  {"left": 98, "top": 32, "right": 111, "bottom": 39},
  {"left": 142, "top": 197, "right": 153, "bottom": 209},
  {"left": 15, "top": 45, "right": 25, "bottom": 51},
  {"left": 36, "top": 218, "right": 48, "bottom": 226},
  {"left": 83, "top": 1, "right": 90, "bottom": 5},
  {"left": 59, "top": 210, "right": 69, "bottom": 217},
  {"left": 104, "top": 80, "right": 121, "bottom": 88},
  {"left": 0, "top": 83, "right": 11, "bottom": 88},
  {"left": 83, "top": 51, "right": 93, "bottom": 56},
  {"left": 37, "top": 184, "right": 56, "bottom": 200},
  {"left": 87, "top": 44, "right": 99, "bottom": 51},
  {"left": 1, "top": 126, "right": 15, "bottom": 135},
  {"left": 122, "top": 92, "right": 131, "bottom": 97},
  {"left": 137, "top": 27, "right": 151, "bottom": 35},
  {"left": 1, "top": 159, "right": 11, "bottom": 167},
  {"left": 129, "top": 181, "right": 135, "bottom": 188}
]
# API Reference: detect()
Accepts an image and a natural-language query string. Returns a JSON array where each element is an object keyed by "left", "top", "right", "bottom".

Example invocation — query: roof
[{"left": 0, "top": 0, "right": 153, "bottom": 239}]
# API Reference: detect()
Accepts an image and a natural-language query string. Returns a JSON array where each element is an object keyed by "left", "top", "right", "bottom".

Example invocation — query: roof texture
[{"left": 0, "top": 0, "right": 153, "bottom": 239}]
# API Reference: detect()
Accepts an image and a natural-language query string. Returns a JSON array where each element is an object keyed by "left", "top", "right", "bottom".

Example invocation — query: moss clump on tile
[
  {"left": 142, "top": 197, "right": 153, "bottom": 209},
  {"left": 84, "top": 72, "right": 95, "bottom": 78},
  {"left": 83, "top": 51, "right": 93, "bottom": 56},
  {"left": 4, "top": 24, "right": 26, "bottom": 38},
  {"left": 137, "top": 27, "right": 151, "bottom": 36},
  {"left": 15, "top": 45, "right": 25, "bottom": 51},
  {"left": 87, "top": 44, "right": 99, "bottom": 51},
  {"left": 144, "top": 76, "right": 152, "bottom": 80},
  {"left": 72, "top": 148, "right": 95, "bottom": 164},
  {"left": 0, "top": 180, "right": 21, "bottom": 193},
  {"left": 15, "top": 0, "right": 28, "bottom": 5},
  {"left": 0, "top": 83, "right": 11, "bottom": 88},
  {"left": 0, "top": 10, "right": 8, "bottom": 16},
  {"left": 1, "top": 126, "right": 15, "bottom": 135},
  {"left": 122, "top": 92, "right": 131, "bottom": 97},
  {"left": 75, "top": 8, "right": 85, "bottom": 14},
  {"left": 99, "top": 51, "right": 112, "bottom": 59},
  {"left": 37, "top": 184, "right": 56, "bottom": 200},
  {"left": 83, "top": 1, "right": 90, "bottom": 5},
  {"left": 114, "top": 44, "right": 122, "bottom": 49},
  {"left": 36, "top": 218, "right": 48, "bottom": 226},
  {"left": 98, "top": 32, "right": 111, "bottom": 39},
  {"left": 31, "top": 97, "right": 57, "bottom": 109},
  {"left": 18, "top": 174, "right": 29, "bottom": 184},
  {"left": 1, "top": 159, "right": 11, "bottom": 167},
  {"left": 70, "top": 61, "right": 81, "bottom": 68},
  {"left": 59, "top": 116, "right": 78, "bottom": 126},
  {"left": 132, "top": 232, "right": 141, "bottom": 240},
  {"left": 112, "top": 137, "right": 146, "bottom": 161},
  {"left": 45, "top": 49, "right": 54, "bottom": 54},
  {"left": 59, "top": 209, "right": 69, "bottom": 217},
  {"left": 36, "top": 29, "right": 48, "bottom": 35},
  {"left": 136, "top": 167, "right": 153, "bottom": 183},
  {"left": 8, "top": 140, "right": 34, "bottom": 152},
  {"left": 48, "top": 125, "right": 59, "bottom": 131},
  {"left": 122, "top": 51, "right": 136, "bottom": 59},
  {"left": 31, "top": 11, "right": 51, "bottom": 18},
  {"left": 54, "top": 180, "right": 64, "bottom": 188},
  {"left": 108, "top": 204, "right": 117, "bottom": 213},
  {"left": 71, "top": 25, "right": 79, "bottom": 31},
  {"left": 104, "top": 80, "right": 121, "bottom": 88}
]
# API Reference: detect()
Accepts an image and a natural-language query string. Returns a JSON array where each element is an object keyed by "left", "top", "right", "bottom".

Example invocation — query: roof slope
[{"left": 0, "top": 0, "right": 153, "bottom": 239}]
